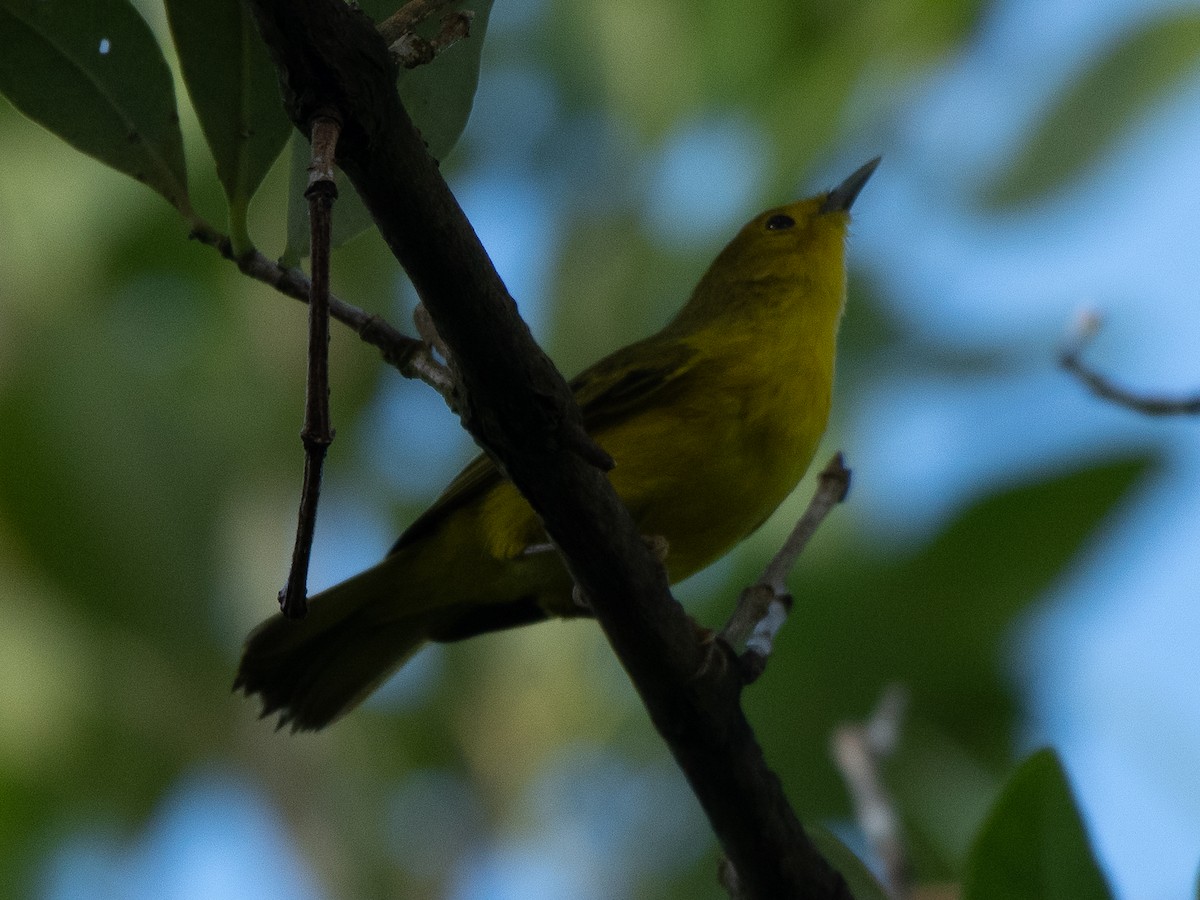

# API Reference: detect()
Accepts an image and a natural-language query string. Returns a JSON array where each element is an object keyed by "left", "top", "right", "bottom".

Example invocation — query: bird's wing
[
  {"left": 569, "top": 338, "right": 699, "bottom": 433},
  {"left": 391, "top": 337, "right": 700, "bottom": 553}
]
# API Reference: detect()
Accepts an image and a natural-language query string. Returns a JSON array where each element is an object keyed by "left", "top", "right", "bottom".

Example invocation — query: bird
[{"left": 235, "top": 157, "right": 879, "bottom": 731}]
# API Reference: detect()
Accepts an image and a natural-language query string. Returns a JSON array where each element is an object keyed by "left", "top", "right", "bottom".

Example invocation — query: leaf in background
[
  {"left": 985, "top": 10, "right": 1200, "bottom": 206},
  {"left": 962, "top": 749, "right": 1113, "bottom": 900},
  {"left": 390, "top": 0, "right": 493, "bottom": 163},
  {"left": 281, "top": 131, "right": 377, "bottom": 268},
  {"left": 0, "top": 0, "right": 191, "bottom": 215},
  {"left": 744, "top": 458, "right": 1150, "bottom": 878},
  {"left": 164, "top": 0, "right": 291, "bottom": 250},
  {"left": 282, "top": 0, "right": 494, "bottom": 263}
]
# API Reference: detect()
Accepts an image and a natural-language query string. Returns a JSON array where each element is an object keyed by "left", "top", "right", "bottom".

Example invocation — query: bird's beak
[{"left": 820, "top": 157, "right": 881, "bottom": 214}]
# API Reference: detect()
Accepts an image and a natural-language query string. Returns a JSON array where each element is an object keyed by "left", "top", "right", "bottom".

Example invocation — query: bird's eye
[{"left": 765, "top": 214, "right": 795, "bottom": 231}]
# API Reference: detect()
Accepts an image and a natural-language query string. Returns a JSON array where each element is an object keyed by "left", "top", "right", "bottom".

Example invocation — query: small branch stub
[
  {"left": 720, "top": 452, "right": 851, "bottom": 683},
  {"left": 279, "top": 115, "right": 342, "bottom": 619}
]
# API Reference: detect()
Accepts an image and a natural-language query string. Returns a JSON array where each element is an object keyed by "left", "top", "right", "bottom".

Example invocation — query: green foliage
[
  {"left": 0, "top": 0, "right": 492, "bottom": 262},
  {"left": 282, "top": 0, "right": 495, "bottom": 263},
  {"left": 164, "top": 0, "right": 290, "bottom": 249},
  {"left": 544, "top": 0, "right": 985, "bottom": 170},
  {"left": 963, "top": 749, "right": 1114, "bottom": 900},
  {"left": 0, "top": 0, "right": 190, "bottom": 214},
  {"left": 986, "top": 9, "right": 1200, "bottom": 205}
]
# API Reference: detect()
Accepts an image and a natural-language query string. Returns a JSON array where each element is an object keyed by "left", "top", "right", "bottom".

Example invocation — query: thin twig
[
  {"left": 831, "top": 685, "right": 911, "bottom": 900},
  {"left": 278, "top": 115, "right": 341, "bottom": 619},
  {"left": 187, "top": 223, "right": 456, "bottom": 402},
  {"left": 1060, "top": 310, "right": 1200, "bottom": 415},
  {"left": 720, "top": 453, "right": 851, "bottom": 683},
  {"left": 760, "top": 452, "right": 852, "bottom": 594}
]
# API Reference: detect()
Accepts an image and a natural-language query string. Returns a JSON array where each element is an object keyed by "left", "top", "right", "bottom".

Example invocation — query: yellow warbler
[{"left": 236, "top": 158, "right": 879, "bottom": 731}]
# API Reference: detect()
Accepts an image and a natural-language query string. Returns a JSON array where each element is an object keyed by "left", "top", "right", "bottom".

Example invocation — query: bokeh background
[{"left": 3, "top": 0, "right": 1200, "bottom": 897}]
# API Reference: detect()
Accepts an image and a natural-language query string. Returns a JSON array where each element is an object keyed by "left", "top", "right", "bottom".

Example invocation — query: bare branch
[
  {"left": 1060, "top": 310, "right": 1200, "bottom": 415},
  {"left": 832, "top": 685, "right": 911, "bottom": 900},
  {"left": 721, "top": 453, "right": 851, "bottom": 683}
]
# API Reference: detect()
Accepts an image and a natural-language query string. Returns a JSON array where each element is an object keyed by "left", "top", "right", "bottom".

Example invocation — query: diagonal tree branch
[{"left": 243, "top": 1, "right": 853, "bottom": 895}]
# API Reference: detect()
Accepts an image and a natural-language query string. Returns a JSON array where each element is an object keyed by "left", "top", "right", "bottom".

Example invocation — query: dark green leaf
[
  {"left": 986, "top": 10, "right": 1200, "bottom": 206},
  {"left": 164, "top": 0, "right": 291, "bottom": 246},
  {"left": 0, "top": 0, "right": 190, "bottom": 214},
  {"left": 963, "top": 749, "right": 1113, "bottom": 900},
  {"left": 282, "top": 0, "right": 493, "bottom": 261},
  {"left": 392, "top": 0, "right": 493, "bottom": 162}
]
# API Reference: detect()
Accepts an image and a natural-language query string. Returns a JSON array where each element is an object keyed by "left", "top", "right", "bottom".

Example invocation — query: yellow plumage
[{"left": 236, "top": 158, "right": 878, "bottom": 730}]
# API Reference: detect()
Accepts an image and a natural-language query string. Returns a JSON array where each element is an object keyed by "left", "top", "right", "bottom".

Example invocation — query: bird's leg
[
  {"left": 413, "top": 302, "right": 451, "bottom": 363},
  {"left": 569, "top": 534, "right": 671, "bottom": 613}
]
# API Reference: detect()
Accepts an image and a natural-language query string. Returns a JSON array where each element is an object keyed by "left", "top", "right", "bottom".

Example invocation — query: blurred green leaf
[
  {"left": 281, "top": 131, "right": 377, "bottom": 267},
  {"left": 545, "top": 0, "right": 985, "bottom": 185},
  {"left": 0, "top": 0, "right": 190, "bottom": 215},
  {"left": 392, "top": 0, "right": 494, "bottom": 157},
  {"left": 164, "top": 0, "right": 291, "bottom": 249},
  {"left": 745, "top": 458, "right": 1149, "bottom": 878},
  {"left": 962, "top": 749, "right": 1113, "bottom": 900},
  {"left": 0, "top": 303, "right": 221, "bottom": 628},
  {"left": 808, "top": 825, "right": 890, "bottom": 900},
  {"left": 986, "top": 10, "right": 1200, "bottom": 206},
  {"left": 282, "top": 0, "right": 493, "bottom": 262}
]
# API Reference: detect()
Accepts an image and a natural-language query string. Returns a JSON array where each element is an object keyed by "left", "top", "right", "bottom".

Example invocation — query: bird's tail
[{"left": 234, "top": 559, "right": 444, "bottom": 732}]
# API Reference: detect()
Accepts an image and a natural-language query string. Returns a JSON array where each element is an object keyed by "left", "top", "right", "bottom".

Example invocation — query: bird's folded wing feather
[{"left": 390, "top": 337, "right": 700, "bottom": 553}]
